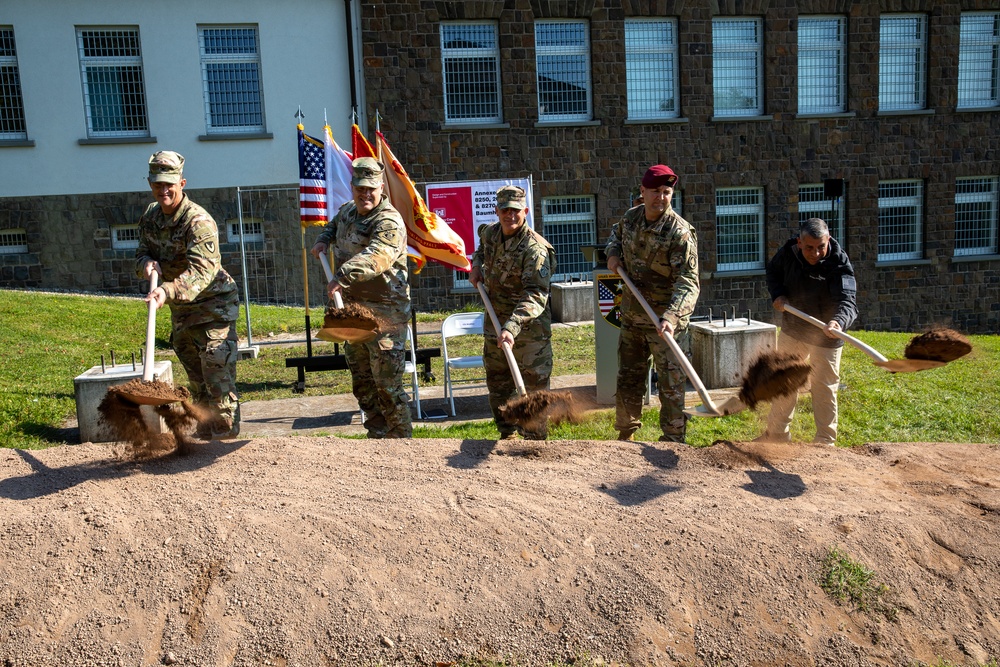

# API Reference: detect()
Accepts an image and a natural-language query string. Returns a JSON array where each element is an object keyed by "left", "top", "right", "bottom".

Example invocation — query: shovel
[
  {"left": 316, "top": 253, "right": 379, "bottom": 344},
  {"left": 781, "top": 304, "right": 945, "bottom": 373},
  {"left": 476, "top": 283, "right": 528, "bottom": 398},
  {"left": 614, "top": 266, "right": 747, "bottom": 417}
]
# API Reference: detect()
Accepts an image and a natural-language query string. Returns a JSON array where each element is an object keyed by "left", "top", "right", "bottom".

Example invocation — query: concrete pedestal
[
  {"left": 689, "top": 319, "right": 777, "bottom": 389},
  {"left": 551, "top": 281, "right": 594, "bottom": 323},
  {"left": 73, "top": 361, "right": 173, "bottom": 443}
]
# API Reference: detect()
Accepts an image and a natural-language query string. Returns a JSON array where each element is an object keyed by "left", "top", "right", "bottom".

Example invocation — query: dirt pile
[
  {"left": 738, "top": 350, "right": 812, "bottom": 408},
  {"left": 323, "top": 302, "right": 383, "bottom": 332},
  {"left": 498, "top": 390, "right": 581, "bottom": 432},
  {"left": 905, "top": 328, "right": 973, "bottom": 363},
  {"left": 97, "top": 382, "right": 207, "bottom": 457}
]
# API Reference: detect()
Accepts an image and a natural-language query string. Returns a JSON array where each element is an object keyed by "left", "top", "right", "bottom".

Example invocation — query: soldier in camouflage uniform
[
  {"left": 136, "top": 151, "right": 241, "bottom": 440},
  {"left": 469, "top": 185, "right": 556, "bottom": 440},
  {"left": 310, "top": 157, "right": 412, "bottom": 439},
  {"left": 606, "top": 164, "right": 700, "bottom": 443}
]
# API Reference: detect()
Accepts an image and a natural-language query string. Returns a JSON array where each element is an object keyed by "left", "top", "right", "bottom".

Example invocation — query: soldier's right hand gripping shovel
[{"left": 614, "top": 266, "right": 748, "bottom": 417}]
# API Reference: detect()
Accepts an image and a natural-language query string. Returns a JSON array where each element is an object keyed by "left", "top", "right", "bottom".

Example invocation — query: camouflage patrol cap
[
  {"left": 351, "top": 157, "right": 385, "bottom": 188},
  {"left": 148, "top": 151, "right": 185, "bottom": 184},
  {"left": 496, "top": 185, "right": 527, "bottom": 210}
]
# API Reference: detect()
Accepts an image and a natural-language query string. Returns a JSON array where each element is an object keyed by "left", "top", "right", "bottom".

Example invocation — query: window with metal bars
[
  {"left": 0, "top": 228, "right": 27, "bottom": 254},
  {"left": 199, "top": 26, "right": 265, "bottom": 133},
  {"left": 541, "top": 196, "right": 595, "bottom": 282},
  {"left": 76, "top": 27, "right": 149, "bottom": 138},
  {"left": 798, "top": 16, "right": 846, "bottom": 115},
  {"left": 535, "top": 20, "right": 592, "bottom": 122},
  {"left": 624, "top": 18, "right": 679, "bottom": 121},
  {"left": 0, "top": 28, "right": 26, "bottom": 140},
  {"left": 440, "top": 23, "right": 501, "bottom": 124},
  {"left": 229, "top": 218, "right": 264, "bottom": 244},
  {"left": 958, "top": 12, "right": 1000, "bottom": 110},
  {"left": 715, "top": 187, "right": 764, "bottom": 271},
  {"left": 111, "top": 225, "right": 140, "bottom": 250},
  {"left": 877, "top": 180, "right": 923, "bottom": 261},
  {"left": 955, "top": 176, "right": 999, "bottom": 256},
  {"left": 878, "top": 14, "right": 927, "bottom": 112},
  {"left": 798, "top": 184, "right": 845, "bottom": 247},
  {"left": 712, "top": 18, "right": 763, "bottom": 117}
]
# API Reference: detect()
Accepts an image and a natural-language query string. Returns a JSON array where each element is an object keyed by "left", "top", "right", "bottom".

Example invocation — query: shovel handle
[
  {"left": 782, "top": 304, "right": 888, "bottom": 363},
  {"left": 142, "top": 272, "right": 158, "bottom": 382},
  {"left": 615, "top": 266, "right": 721, "bottom": 415},
  {"left": 318, "top": 253, "right": 345, "bottom": 310},
  {"left": 476, "top": 282, "right": 527, "bottom": 397}
]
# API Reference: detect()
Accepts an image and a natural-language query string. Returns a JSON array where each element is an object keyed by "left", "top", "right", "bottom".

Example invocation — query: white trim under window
[
  {"left": 878, "top": 179, "right": 923, "bottom": 261},
  {"left": 541, "top": 195, "right": 596, "bottom": 282},
  {"left": 111, "top": 225, "right": 140, "bottom": 250},
  {"left": 535, "top": 20, "right": 593, "bottom": 123},
  {"left": 878, "top": 14, "right": 927, "bottom": 112},
  {"left": 958, "top": 12, "right": 1000, "bottom": 110},
  {"left": 798, "top": 183, "right": 845, "bottom": 248},
  {"left": 624, "top": 18, "right": 680, "bottom": 121},
  {"left": 955, "top": 176, "right": 999, "bottom": 256},
  {"left": 715, "top": 187, "right": 764, "bottom": 271},
  {"left": 0, "top": 27, "right": 27, "bottom": 140},
  {"left": 0, "top": 228, "right": 28, "bottom": 254},
  {"left": 76, "top": 26, "right": 149, "bottom": 138},
  {"left": 441, "top": 22, "right": 502, "bottom": 125},
  {"left": 798, "top": 15, "right": 847, "bottom": 115},
  {"left": 198, "top": 25, "right": 265, "bottom": 134},
  {"left": 712, "top": 17, "right": 764, "bottom": 117}
]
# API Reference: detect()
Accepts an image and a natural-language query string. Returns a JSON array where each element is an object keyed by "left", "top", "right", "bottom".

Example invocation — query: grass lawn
[{"left": 2, "top": 289, "right": 998, "bottom": 449}]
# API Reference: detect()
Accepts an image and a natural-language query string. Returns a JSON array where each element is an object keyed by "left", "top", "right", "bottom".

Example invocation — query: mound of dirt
[
  {"left": 498, "top": 390, "right": 580, "bottom": 432},
  {"left": 1, "top": 438, "right": 997, "bottom": 666},
  {"left": 323, "top": 302, "right": 383, "bottom": 332},
  {"left": 905, "top": 328, "right": 973, "bottom": 363}
]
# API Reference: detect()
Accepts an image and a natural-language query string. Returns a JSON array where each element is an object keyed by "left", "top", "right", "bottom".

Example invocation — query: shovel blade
[
  {"left": 116, "top": 392, "right": 181, "bottom": 406},
  {"left": 317, "top": 326, "right": 378, "bottom": 344},
  {"left": 874, "top": 358, "right": 947, "bottom": 373},
  {"left": 684, "top": 396, "right": 748, "bottom": 418}
]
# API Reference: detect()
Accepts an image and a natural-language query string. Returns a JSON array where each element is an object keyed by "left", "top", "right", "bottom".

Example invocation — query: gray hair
[{"left": 800, "top": 217, "right": 830, "bottom": 239}]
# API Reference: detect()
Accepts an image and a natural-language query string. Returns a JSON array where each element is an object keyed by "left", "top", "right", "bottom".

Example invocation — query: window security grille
[
  {"left": 229, "top": 218, "right": 264, "bottom": 243},
  {"left": 712, "top": 18, "right": 763, "bottom": 117},
  {"left": 878, "top": 15, "right": 927, "bottom": 112},
  {"left": 199, "top": 26, "right": 264, "bottom": 133},
  {"left": 958, "top": 12, "right": 1000, "bottom": 109},
  {"left": 76, "top": 28, "right": 149, "bottom": 137},
  {"left": 541, "top": 196, "right": 596, "bottom": 282},
  {"left": 715, "top": 187, "right": 764, "bottom": 271},
  {"left": 798, "top": 184, "right": 845, "bottom": 247},
  {"left": 0, "top": 28, "right": 27, "bottom": 140},
  {"left": 0, "top": 228, "right": 28, "bottom": 254},
  {"left": 441, "top": 23, "right": 501, "bottom": 124},
  {"left": 877, "top": 180, "right": 923, "bottom": 261},
  {"left": 535, "top": 20, "right": 592, "bottom": 122},
  {"left": 111, "top": 225, "right": 140, "bottom": 250},
  {"left": 798, "top": 16, "right": 847, "bottom": 114},
  {"left": 624, "top": 18, "right": 680, "bottom": 121},
  {"left": 955, "top": 176, "right": 999, "bottom": 256}
]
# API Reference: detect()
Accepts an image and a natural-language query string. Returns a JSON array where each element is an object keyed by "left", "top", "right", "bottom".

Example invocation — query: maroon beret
[{"left": 641, "top": 164, "right": 678, "bottom": 189}]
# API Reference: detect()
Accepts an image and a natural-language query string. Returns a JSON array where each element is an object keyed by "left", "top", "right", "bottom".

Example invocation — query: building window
[
  {"left": 111, "top": 225, "right": 140, "bottom": 250},
  {"left": 76, "top": 27, "right": 149, "bottom": 138},
  {"left": 798, "top": 184, "right": 845, "bottom": 247},
  {"left": 441, "top": 22, "right": 501, "bottom": 124},
  {"left": 712, "top": 18, "right": 763, "bottom": 117},
  {"left": 229, "top": 218, "right": 264, "bottom": 244},
  {"left": 958, "top": 12, "right": 1000, "bottom": 110},
  {"left": 798, "top": 16, "right": 847, "bottom": 115},
  {"left": 878, "top": 180, "right": 923, "bottom": 261},
  {"left": 0, "top": 228, "right": 28, "bottom": 254},
  {"left": 541, "top": 196, "right": 596, "bottom": 282},
  {"left": 878, "top": 14, "right": 927, "bottom": 112},
  {"left": 0, "top": 28, "right": 27, "bottom": 140},
  {"left": 715, "top": 187, "right": 764, "bottom": 271},
  {"left": 198, "top": 26, "right": 265, "bottom": 133},
  {"left": 624, "top": 18, "right": 680, "bottom": 121},
  {"left": 535, "top": 20, "right": 592, "bottom": 123},
  {"left": 955, "top": 176, "right": 999, "bottom": 256}
]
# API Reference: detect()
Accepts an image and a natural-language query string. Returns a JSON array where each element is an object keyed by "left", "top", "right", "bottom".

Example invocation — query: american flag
[
  {"left": 298, "top": 126, "right": 327, "bottom": 225},
  {"left": 598, "top": 279, "right": 620, "bottom": 317}
]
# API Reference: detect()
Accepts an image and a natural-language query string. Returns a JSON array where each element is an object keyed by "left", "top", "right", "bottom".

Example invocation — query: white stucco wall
[{"left": 1, "top": 0, "right": 358, "bottom": 197}]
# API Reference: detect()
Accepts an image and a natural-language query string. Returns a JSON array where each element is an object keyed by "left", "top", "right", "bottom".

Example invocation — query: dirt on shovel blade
[
  {"left": 98, "top": 382, "right": 203, "bottom": 459},
  {"left": 904, "top": 327, "right": 972, "bottom": 363},
  {"left": 738, "top": 350, "right": 812, "bottom": 409},
  {"left": 498, "top": 390, "right": 581, "bottom": 432},
  {"left": 323, "top": 302, "right": 383, "bottom": 332}
]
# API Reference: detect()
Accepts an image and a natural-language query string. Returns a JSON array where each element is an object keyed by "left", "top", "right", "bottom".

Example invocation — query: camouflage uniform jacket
[
  {"left": 605, "top": 205, "right": 699, "bottom": 329},
  {"left": 134, "top": 195, "right": 239, "bottom": 331},
  {"left": 316, "top": 197, "right": 410, "bottom": 325},
  {"left": 472, "top": 221, "right": 556, "bottom": 339}
]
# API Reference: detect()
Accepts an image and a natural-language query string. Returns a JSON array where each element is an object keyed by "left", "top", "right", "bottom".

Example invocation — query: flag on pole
[
  {"left": 352, "top": 124, "right": 377, "bottom": 159},
  {"left": 298, "top": 124, "right": 327, "bottom": 227},
  {"left": 324, "top": 124, "right": 354, "bottom": 218}
]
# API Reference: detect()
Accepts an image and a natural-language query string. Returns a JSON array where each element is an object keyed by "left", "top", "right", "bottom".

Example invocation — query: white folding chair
[
  {"left": 440, "top": 312, "right": 485, "bottom": 416},
  {"left": 404, "top": 324, "right": 421, "bottom": 419}
]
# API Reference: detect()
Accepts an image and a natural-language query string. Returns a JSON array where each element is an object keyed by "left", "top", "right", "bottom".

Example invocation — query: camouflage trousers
[
  {"left": 615, "top": 323, "right": 689, "bottom": 442},
  {"left": 172, "top": 321, "right": 240, "bottom": 424},
  {"left": 484, "top": 333, "right": 552, "bottom": 439},
  {"left": 344, "top": 322, "right": 412, "bottom": 438}
]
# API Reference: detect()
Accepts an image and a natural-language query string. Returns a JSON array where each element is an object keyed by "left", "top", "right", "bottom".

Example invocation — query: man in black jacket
[{"left": 757, "top": 218, "right": 857, "bottom": 445}]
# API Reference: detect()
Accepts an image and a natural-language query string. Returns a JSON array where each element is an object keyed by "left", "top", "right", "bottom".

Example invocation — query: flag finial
[{"left": 295, "top": 106, "right": 305, "bottom": 121}]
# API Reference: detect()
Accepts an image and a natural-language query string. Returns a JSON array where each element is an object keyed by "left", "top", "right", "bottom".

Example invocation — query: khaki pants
[{"left": 765, "top": 331, "right": 842, "bottom": 444}]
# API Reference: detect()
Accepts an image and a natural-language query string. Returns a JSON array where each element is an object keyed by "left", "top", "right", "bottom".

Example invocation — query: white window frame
[
  {"left": 877, "top": 179, "right": 923, "bottom": 261},
  {"left": 75, "top": 26, "right": 149, "bottom": 138},
  {"left": 715, "top": 187, "right": 764, "bottom": 271},
  {"left": 0, "top": 228, "right": 28, "bottom": 254},
  {"left": 712, "top": 17, "right": 764, "bottom": 117},
  {"left": 0, "top": 27, "right": 27, "bottom": 140},
  {"left": 535, "top": 19, "right": 593, "bottom": 123},
  {"left": 954, "top": 176, "right": 999, "bottom": 257},
  {"left": 111, "top": 225, "right": 140, "bottom": 250},
  {"left": 440, "top": 22, "right": 502, "bottom": 125},
  {"left": 798, "top": 15, "right": 847, "bottom": 115},
  {"left": 229, "top": 218, "right": 264, "bottom": 244},
  {"left": 878, "top": 14, "right": 927, "bottom": 112},
  {"left": 798, "top": 184, "right": 845, "bottom": 248},
  {"left": 541, "top": 195, "right": 596, "bottom": 282},
  {"left": 198, "top": 25, "right": 265, "bottom": 134},
  {"left": 957, "top": 12, "right": 1000, "bottom": 110},
  {"left": 624, "top": 18, "right": 680, "bottom": 121}
]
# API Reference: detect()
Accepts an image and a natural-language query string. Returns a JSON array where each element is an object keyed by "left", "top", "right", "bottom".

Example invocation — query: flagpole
[{"left": 296, "top": 108, "right": 314, "bottom": 357}]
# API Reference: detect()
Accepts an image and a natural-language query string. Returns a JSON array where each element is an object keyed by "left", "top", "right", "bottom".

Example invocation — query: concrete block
[
  {"left": 689, "top": 319, "right": 777, "bottom": 389},
  {"left": 73, "top": 361, "right": 173, "bottom": 443},
  {"left": 551, "top": 281, "right": 594, "bottom": 323}
]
